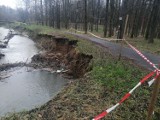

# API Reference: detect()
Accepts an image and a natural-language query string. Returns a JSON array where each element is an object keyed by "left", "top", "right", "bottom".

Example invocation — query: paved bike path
[{"left": 69, "top": 33, "right": 160, "bottom": 71}]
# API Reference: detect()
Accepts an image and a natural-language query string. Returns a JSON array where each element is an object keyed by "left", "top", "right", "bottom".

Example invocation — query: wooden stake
[
  {"left": 118, "top": 15, "right": 129, "bottom": 61},
  {"left": 147, "top": 75, "right": 160, "bottom": 120},
  {"left": 123, "top": 15, "right": 129, "bottom": 38}
]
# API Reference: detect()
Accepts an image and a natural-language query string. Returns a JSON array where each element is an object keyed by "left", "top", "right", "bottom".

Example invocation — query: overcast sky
[{"left": 0, "top": 0, "right": 18, "bottom": 9}]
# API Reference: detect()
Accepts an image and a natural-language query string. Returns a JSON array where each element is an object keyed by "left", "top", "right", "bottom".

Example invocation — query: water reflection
[
  {"left": 0, "top": 27, "right": 67, "bottom": 116},
  {"left": 0, "top": 67, "right": 67, "bottom": 116},
  {"left": 0, "top": 35, "right": 38, "bottom": 64}
]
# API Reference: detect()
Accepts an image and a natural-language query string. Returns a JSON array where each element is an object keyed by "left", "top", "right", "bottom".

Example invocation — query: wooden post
[
  {"left": 118, "top": 15, "right": 129, "bottom": 61},
  {"left": 147, "top": 75, "right": 160, "bottom": 120},
  {"left": 123, "top": 15, "right": 129, "bottom": 38}
]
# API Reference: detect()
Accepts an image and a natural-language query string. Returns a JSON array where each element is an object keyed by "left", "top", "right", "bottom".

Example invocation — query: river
[{"left": 0, "top": 27, "right": 67, "bottom": 116}]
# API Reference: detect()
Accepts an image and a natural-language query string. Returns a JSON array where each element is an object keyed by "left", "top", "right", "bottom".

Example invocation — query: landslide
[{"left": 31, "top": 34, "right": 93, "bottom": 78}]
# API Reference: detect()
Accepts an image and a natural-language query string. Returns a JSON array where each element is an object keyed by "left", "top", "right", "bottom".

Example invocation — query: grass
[
  {"left": 89, "top": 25, "right": 104, "bottom": 37},
  {"left": 1, "top": 23, "right": 159, "bottom": 120},
  {"left": 126, "top": 37, "right": 160, "bottom": 55},
  {"left": 9, "top": 22, "right": 67, "bottom": 35}
]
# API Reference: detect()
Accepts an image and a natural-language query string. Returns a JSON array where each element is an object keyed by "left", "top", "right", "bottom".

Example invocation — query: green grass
[
  {"left": 9, "top": 22, "right": 67, "bottom": 35},
  {"left": 127, "top": 37, "right": 160, "bottom": 55},
  {"left": 90, "top": 25, "right": 104, "bottom": 37},
  {"left": 92, "top": 61, "right": 145, "bottom": 93}
]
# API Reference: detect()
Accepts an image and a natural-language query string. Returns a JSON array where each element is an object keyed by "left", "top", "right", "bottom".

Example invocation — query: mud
[{"left": 32, "top": 34, "right": 93, "bottom": 78}]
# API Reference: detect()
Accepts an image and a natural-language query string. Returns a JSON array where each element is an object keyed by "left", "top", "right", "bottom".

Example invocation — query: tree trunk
[
  {"left": 96, "top": 0, "right": 100, "bottom": 32},
  {"left": 91, "top": 0, "right": 95, "bottom": 32},
  {"left": 84, "top": 0, "right": 87, "bottom": 34},
  {"left": 56, "top": 0, "right": 60, "bottom": 29},
  {"left": 45, "top": 0, "right": 48, "bottom": 26},
  {"left": 40, "top": 0, "right": 44, "bottom": 25},
  {"left": 104, "top": 0, "right": 109, "bottom": 37},
  {"left": 148, "top": 0, "right": 160, "bottom": 43},
  {"left": 108, "top": 0, "right": 114, "bottom": 37}
]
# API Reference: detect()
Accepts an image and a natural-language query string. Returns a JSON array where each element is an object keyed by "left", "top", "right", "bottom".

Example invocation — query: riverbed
[{"left": 0, "top": 27, "right": 67, "bottom": 116}]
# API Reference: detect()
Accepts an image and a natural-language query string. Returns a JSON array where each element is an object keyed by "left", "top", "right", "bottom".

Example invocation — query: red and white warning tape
[
  {"left": 124, "top": 40, "right": 160, "bottom": 86},
  {"left": 69, "top": 29, "right": 160, "bottom": 117},
  {"left": 148, "top": 70, "right": 160, "bottom": 86},
  {"left": 93, "top": 71, "right": 156, "bottom": 120},
  {"left": 124, "top": 40, "right": 159, "bottom": 71},
  {"left": 148, "top": 74, "right": 159, "bottom": 86}
]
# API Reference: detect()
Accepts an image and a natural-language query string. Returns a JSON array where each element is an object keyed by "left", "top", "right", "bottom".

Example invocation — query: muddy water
[{"left": 0, "top": 27, "right": 67, "bottom": 116}]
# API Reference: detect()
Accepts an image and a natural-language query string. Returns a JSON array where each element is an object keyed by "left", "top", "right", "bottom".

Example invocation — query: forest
[{"left": 0, "top": 0, "right": 160, "bottom": 43}]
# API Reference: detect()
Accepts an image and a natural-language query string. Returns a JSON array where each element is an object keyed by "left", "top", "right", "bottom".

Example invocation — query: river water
[
  {"left": 0, "top": 27, "right": 67, "bottom": 116},
  {"left": 0, "top": 27, "right": 38, "bottom": 63}
]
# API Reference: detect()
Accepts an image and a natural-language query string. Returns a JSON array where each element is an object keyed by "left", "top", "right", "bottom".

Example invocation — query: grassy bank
[
  {"left": 9, "top": 22, "right": 65, "bottom": 35},
  {"left": 1, "top": 24, "right": 160, "bottom": 119}
]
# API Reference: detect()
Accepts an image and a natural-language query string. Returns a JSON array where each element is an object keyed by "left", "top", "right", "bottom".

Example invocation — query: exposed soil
[{"left": 32, "top": 34, "right": 93, "bottom": 78}]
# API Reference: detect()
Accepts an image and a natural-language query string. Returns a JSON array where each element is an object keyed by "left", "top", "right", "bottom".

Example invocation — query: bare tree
[
  {"left": 84, "top": 0, "right": 87, "bottom": 34},
  {"left": 104, "top": 0, "right": 109, "bottom": 37}
]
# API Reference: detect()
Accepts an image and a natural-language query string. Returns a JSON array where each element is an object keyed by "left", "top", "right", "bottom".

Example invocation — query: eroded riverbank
[
  {"left": 0, "top": 27, "right": 70, "bottom": 116},
  {"left": 0, "top": 26, "right": 93, "bottom": 117},
  {"left": 1, "top": 24, "right": 159, "bottom": 120}
]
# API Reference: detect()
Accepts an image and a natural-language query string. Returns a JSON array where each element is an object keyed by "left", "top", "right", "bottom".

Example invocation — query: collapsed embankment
[
  {"left": 5, "top": 25, "right": 93, "bottom": 78},
  {"left": 31, "top": 34, "right": 93, "bottom": 78}
]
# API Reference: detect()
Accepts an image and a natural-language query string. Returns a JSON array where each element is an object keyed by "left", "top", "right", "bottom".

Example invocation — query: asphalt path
[{"left": 69, "top": 32, "right": 160, "bottom": 71}]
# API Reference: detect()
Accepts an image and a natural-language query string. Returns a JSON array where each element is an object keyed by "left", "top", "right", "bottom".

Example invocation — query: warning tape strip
[
  {"left": 93, "top": 71, "right": 156, "bottom": 120},
  {"left": 69, "top": 28, "right": 85, "bottom": 34},
  {"left": 68, "top": 27, "right": 160, "bottom": 119},
  {"left": 148, "top": 74, "right": 159, "bottom": 86},
  {"left": 149, "top": 70, "right": 160, "bottom": 86},
  {"left": 124, "top": 40, "right": 159, "bottom": 71},
  {"left": 88, "top": 32, "right": 124, "bottom": 41},
  {"left": 69, "top": 28, "right": 124, "bottom": 41},
  {"left": 70, "top": 28, "right": 159, "bottom": 70},
  {"left": 68, "top": 28, "right": 160, "bottom": 119}
]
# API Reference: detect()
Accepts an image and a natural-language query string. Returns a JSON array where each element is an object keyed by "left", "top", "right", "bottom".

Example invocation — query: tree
[
  {"left": 104, "top": 0, "right": 109, "bottom": 37},
  {"left": 84, "top": 0, "right": 87, "bottom": 34},
  {"left": 56, "top": 0, "right": 60, "bottom": 29},
  {"left": 11, "top": 0, "right": 159, "bottom": 42},
  {"left": 147, "top": 0, "right": 160, "bottom": 43},
  {"left": 95, "top": 0, "right": 100, "bottom": 32},
  {"left": 40, "top": 0, "right": 44, "bottom": 25},
  {"left": 108, "top": 0, "right": 115, "bottom": 37}
]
